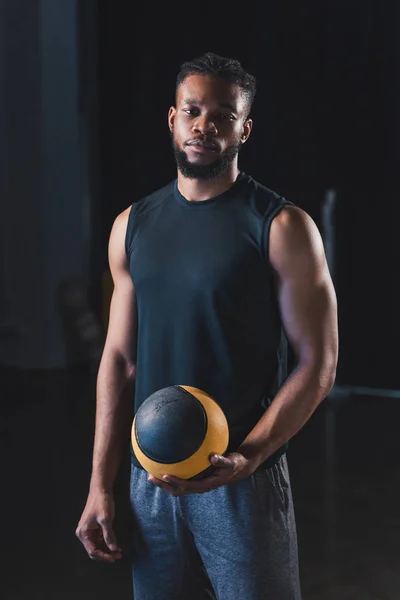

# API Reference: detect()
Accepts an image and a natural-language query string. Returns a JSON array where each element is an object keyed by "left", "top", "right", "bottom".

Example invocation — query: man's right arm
[
  {"left": 89, "top": 206, "right": 138, "bottom": 494},
  {"left": 76, "top": 206, "right": 137, "bottom": 562}
]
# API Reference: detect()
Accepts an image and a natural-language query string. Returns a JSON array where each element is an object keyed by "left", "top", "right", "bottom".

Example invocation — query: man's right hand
[{"left": 75, "top": 490, "right": 123, "bottom": 563}]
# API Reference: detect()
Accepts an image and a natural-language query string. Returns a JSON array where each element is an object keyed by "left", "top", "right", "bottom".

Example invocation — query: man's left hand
[{"left": 147, "top": 452, "right": 259, "bottom": 496}]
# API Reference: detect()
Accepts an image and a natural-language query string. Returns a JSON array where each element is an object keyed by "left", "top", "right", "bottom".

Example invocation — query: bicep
[
  {"left": 270, "top": 206, "right": 338, "bottom": 370},
  {"left": 103, "top": 209, "right": 138, "bottom": 368}
]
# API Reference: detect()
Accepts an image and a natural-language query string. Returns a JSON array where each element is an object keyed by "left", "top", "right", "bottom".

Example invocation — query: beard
[{"left": 172, "top": 136, "right": 241, "bottom": 180}]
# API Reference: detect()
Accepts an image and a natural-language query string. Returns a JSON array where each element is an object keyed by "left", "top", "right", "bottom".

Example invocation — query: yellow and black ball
[{"left": 131, "top": 385, "right": 229, "bottom": 481}]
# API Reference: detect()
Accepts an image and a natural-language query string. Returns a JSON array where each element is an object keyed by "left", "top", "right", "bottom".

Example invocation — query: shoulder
[
  {"left": 271, "top": 205, "right": 323, "bottom": 246},
  {"left": 111, "top": 205, "right": 131, "bottom": 232},
  {"left": 272, "top": 205, "right": 318, "bottom": 237},
  {"left": 107, "top": 206, "right": 132, "bottom": 268},
  {"left": 109, "top": 205, "right": 131, "bottom": 241},
  {"left": 270, "top": 205, "right": 326, "bottom": 273}
]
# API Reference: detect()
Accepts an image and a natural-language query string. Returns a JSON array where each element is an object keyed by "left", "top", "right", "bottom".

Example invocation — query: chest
[{"left": 130, "top": 212, "right": 266, "bottom": 300}]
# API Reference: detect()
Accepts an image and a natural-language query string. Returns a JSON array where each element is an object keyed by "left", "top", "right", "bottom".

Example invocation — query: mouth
[{"left": 186, "top": 140, "right": 218, "bottom": 152}]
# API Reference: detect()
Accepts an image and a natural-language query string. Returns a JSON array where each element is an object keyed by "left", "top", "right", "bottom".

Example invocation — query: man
[{"left": 76, "top": 52, "right": 338, "bottom": 599}]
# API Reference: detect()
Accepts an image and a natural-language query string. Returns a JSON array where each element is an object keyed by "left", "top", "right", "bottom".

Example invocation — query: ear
[
  {"left": 241, "top": 118, "right": 253, "bottom": 144},
  {"left": 168, "top": 106, "right": 176, "bottom": 132}
]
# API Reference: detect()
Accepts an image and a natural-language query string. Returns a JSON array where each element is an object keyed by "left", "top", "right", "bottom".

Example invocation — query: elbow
[
  {"left": 125, "top": 361, "right": 137, "bottom": 381},
  {"left": 322, "top": 364, "right": 337, "bottom": 397},
  {"left": 316, "top": 357, "right": 337, "bottom": 402},
  {"left": 101, "top": 347, "right": 137, "bottom": 381},
  {"left": 120, "top": 357, "right": 137, "bottom": 381},
  {"left": 298, "top": 353, "right": 338, "bottom": 403}
]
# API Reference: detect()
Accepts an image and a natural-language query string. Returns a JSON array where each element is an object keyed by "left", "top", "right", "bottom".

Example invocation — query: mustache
[{"left": 184, "top": 138, "right": 220, "bottom": 151}]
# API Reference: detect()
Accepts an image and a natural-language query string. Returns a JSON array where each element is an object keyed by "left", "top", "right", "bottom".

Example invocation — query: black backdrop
[{"left": 90, "top": 0, "right": 399, "bottom": 389}]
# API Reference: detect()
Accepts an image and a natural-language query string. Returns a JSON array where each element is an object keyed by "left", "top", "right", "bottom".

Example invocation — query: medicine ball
[{"left": 131, "top": 385, "right": 229, "bottom": 480}]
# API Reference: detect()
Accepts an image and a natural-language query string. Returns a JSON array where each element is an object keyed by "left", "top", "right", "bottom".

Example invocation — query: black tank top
[{"left": 125, "top": 171, "right": 293, "bottom": 469}]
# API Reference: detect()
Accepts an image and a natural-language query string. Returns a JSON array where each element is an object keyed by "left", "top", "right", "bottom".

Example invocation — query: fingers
[
  {"left": 209, "top": 453, "right": 234, "bottom": 468},
  {"left": 76, "top": 522, "right": 122, "bottom": 563},
  {"left": 147, "top": 454, "right": 239, "bottom": 496},
  {"left": 148, "top": 474, "right": 186, "bottom": 496},
  {"left": 148, "top": 471, "right": 225, "bottom": 495},
  {"left": 99, "top": 517, "right": 120, "bottom": 553},
  {"left": 85, "top": 538, "right": 122, "bottom": 563}
]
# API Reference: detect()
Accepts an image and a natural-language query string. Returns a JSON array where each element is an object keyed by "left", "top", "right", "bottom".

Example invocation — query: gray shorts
[{"left": 129, "top": 454, "right": 301, "bottom": 600}]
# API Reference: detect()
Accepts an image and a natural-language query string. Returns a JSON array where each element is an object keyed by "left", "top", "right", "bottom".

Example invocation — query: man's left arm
[{"left": 238, "top": 205, "right": 339, "bottom": 466}]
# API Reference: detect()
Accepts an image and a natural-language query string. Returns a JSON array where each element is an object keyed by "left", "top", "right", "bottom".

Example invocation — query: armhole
[
  {"left": 124, "top": 204, "right": 135, "bottom": 260},
  {"left": 263, "top": 199, "right": 295, "bottom": 264}
]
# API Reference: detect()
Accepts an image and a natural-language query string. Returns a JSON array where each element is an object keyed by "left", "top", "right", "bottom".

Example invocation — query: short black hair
[{"left": 176, "top": 52, "right": 257, "bottom": 118}]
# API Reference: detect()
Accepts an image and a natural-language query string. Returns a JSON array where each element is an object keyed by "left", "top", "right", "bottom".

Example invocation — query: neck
[{"left": 176, "top": 165, "right": 240, "bottom": 202}]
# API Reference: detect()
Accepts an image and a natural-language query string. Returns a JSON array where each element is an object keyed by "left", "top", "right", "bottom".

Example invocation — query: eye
[
  {"left": 183, "top": 109, "right": 199, "bottom": 116},
  {"left": 220, "top": 114, "right": 236, "bottom": 121}
]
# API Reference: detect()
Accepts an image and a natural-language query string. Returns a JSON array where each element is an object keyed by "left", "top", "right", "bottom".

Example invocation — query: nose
[{"left": 192, "top": 115, "right": 217, "bottom": 137}]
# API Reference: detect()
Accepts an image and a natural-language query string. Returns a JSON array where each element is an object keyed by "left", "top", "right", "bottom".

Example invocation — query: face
[{"left": 168, "top": 74, "right": 252, "bottom": 180}]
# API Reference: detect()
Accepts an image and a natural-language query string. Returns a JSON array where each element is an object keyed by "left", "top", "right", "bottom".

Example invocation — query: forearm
[
  {"left": 238, "top": 360, "right": 336, "bottom": 466},
  {"left": 89, "top": 353, "right": 136, "bottom": 493}
]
